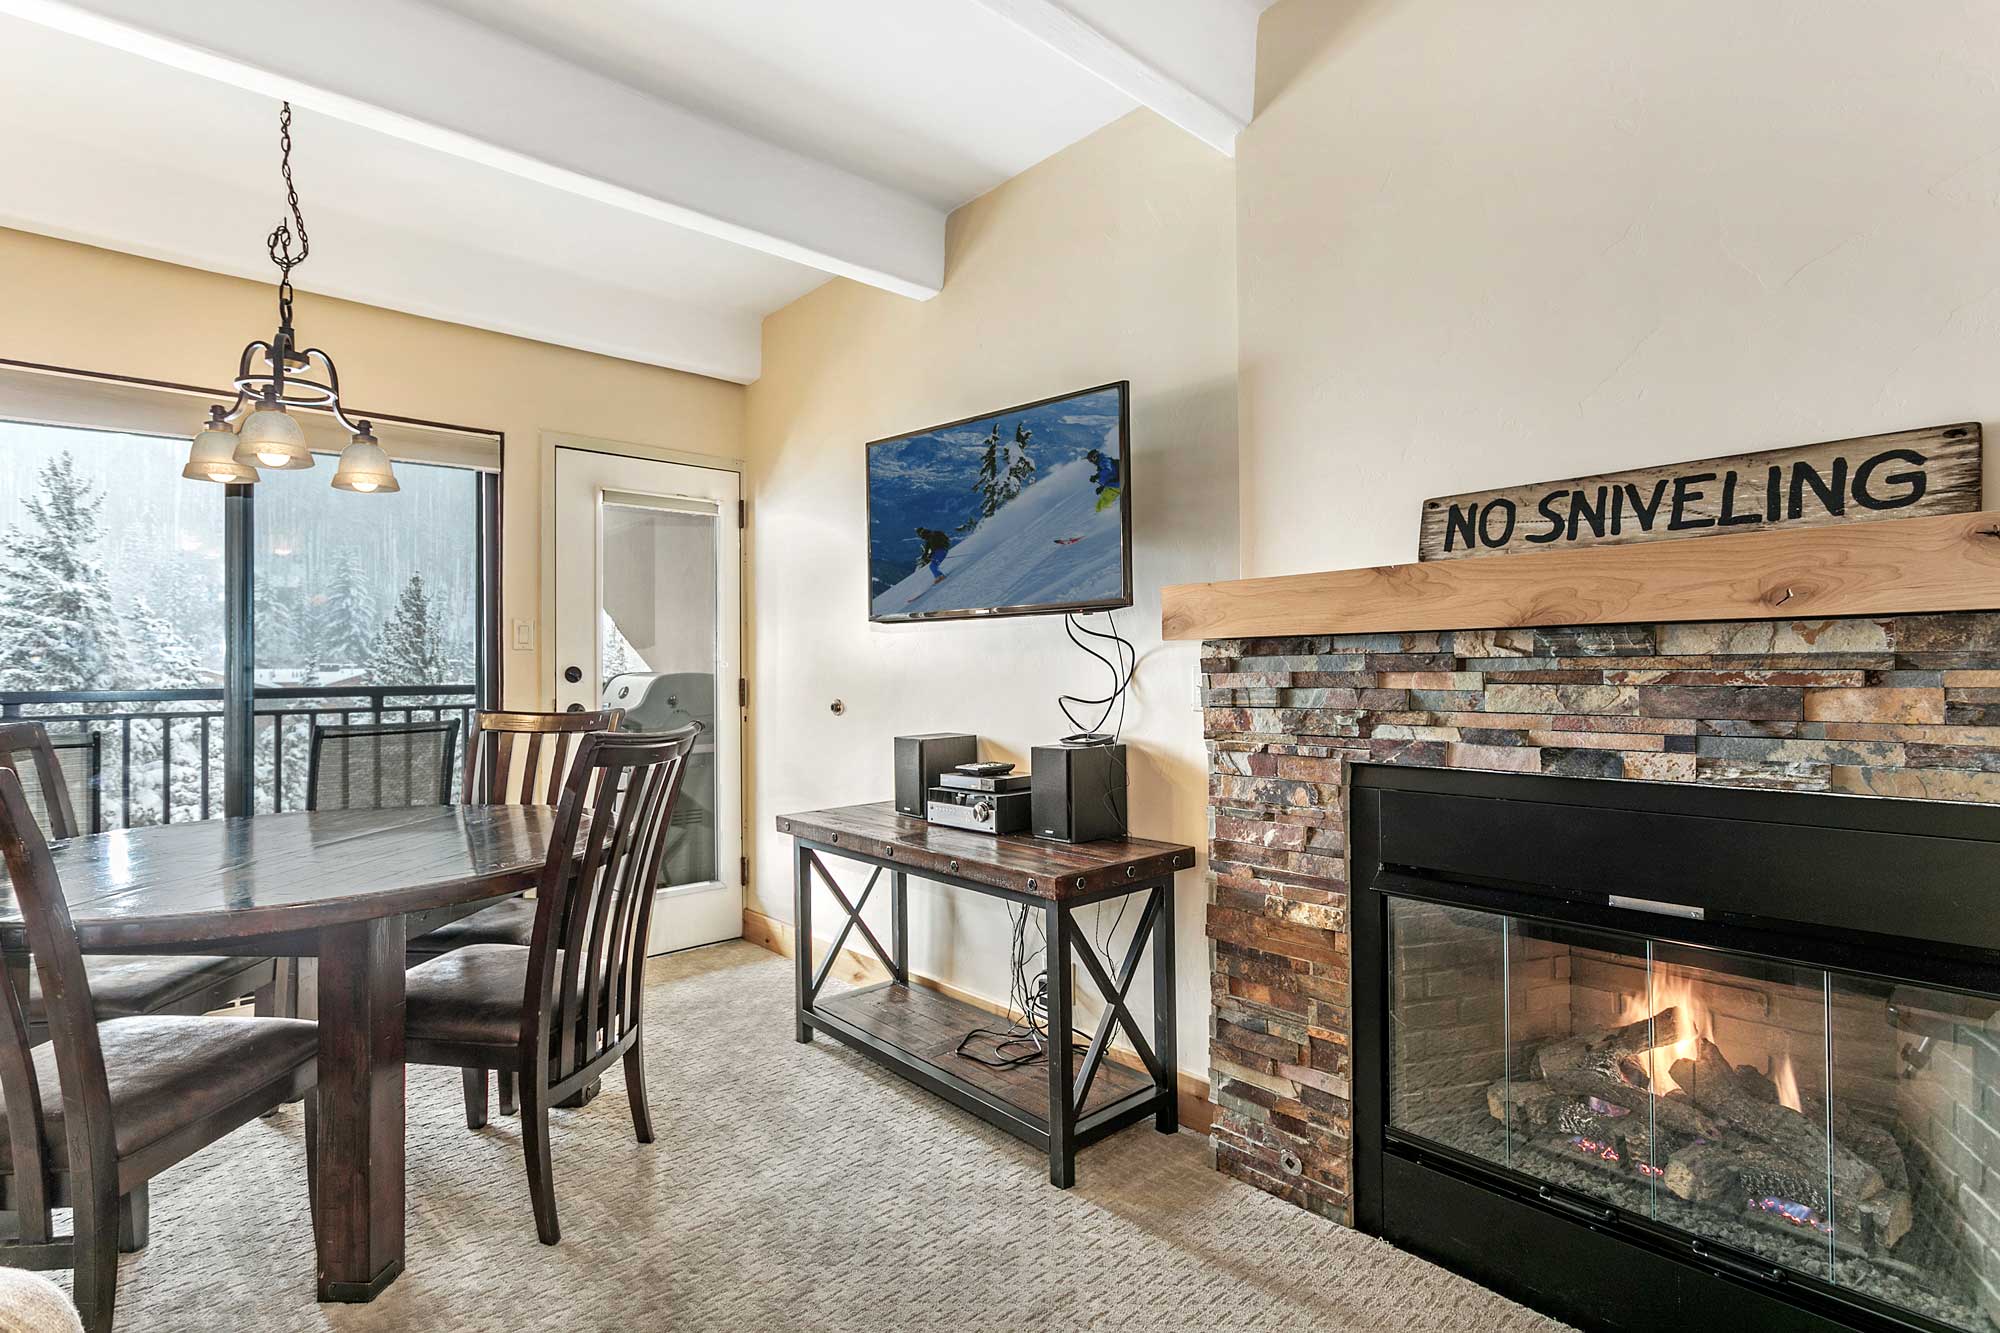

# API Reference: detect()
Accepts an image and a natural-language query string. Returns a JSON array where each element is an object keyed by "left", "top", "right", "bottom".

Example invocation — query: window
[
  {"left": 255, "top": 457, "right": 484, "bottom": 811},
  {"left": 0, "top": 379, "right": 499, "bottom": 828}
]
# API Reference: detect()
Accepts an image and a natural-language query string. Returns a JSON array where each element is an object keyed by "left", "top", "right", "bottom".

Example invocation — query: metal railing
[{"left": 0, "top": 684, "right": 477, "bottom": 830}]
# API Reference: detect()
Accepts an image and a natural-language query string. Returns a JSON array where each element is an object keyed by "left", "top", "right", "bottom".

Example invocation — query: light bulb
[
  {"left": 331, "top": 425, "right": 398, "bottom": 494},
  {"left": 183, "top": 408, "right": 258, "bottom": 484},
  {"left": 233, "top": 405, "right": 312, "bottom": 469}
]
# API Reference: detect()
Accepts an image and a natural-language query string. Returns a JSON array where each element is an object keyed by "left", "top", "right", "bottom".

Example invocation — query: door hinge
[
  {"left": 739, "top": 855, "right": 750, "bottom": 886},
  {"left": 738, "top": 677, "right": 748, "bottom": 709},
  {"left": 737, "top": 498, "right": 746, "bottom": 529}
]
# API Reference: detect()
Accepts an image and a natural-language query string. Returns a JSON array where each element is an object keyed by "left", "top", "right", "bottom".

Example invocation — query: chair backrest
[
  {"left": 463, "top": 709, "right": 624, "bottom": 808},
  {"left": 306, "top": 719, "right": 462, "bottom": 812},
  {"left": 524, "top": 726, "right": 697, "bottom": 1089},
  {"left": 0, "top": 722, "right": 97, "bottom": 840},
  {"left": 0, "top": 770, "right": 113, "bottom": 1235}
]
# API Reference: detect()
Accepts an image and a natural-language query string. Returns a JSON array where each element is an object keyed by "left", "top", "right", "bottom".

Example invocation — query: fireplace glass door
[{"left": 1386, "top": 895, "right": 2000, "bottom": 1333}]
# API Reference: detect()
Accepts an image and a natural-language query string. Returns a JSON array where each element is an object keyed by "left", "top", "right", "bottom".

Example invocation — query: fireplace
[{"left": 1351, "top": 766, "right": 2000, "bottom": 1333}]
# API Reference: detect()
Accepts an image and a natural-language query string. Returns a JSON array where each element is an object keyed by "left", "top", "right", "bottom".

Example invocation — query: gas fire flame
[{"left": 1613, "top": 965, "right": 1804, "bottom": 1113}]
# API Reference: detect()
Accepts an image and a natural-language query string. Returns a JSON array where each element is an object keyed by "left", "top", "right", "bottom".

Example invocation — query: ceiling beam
[
  {"left": 0, "top": 0, "right": 946, "bottom": 300},
  {"left": 969, "top": 0, "right": 1260, "bottom": 156}
]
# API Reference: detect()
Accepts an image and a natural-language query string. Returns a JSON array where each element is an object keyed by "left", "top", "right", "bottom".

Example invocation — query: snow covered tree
[
  {"left": 121, "top": 597, "right": 210, "bottom": 825},
  {"left": 0, "top": 452, "right": 132, "bottom": 692},
  {"left": 320, "top": 549, "right": 378, "bottom": 671},
  {"left": 967, "top": 421, "right": 1036, "bottom": 528},
  {"left": 602, "top": 614, "right": 644, "bottom": 680},
  {"left": 968, "top": 423, "right": 1005, "bottom": 524},
  {"left": 370, "top": 572, "right": 449, "bottom": 685},
  {"left": 1003, "top": 422, "right": 1036, "bottom": 500}
]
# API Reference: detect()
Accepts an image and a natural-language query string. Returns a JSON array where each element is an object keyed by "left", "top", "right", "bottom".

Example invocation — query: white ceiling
[{"left": 0, "top": 0, "right": 1271, "bottom": 383}]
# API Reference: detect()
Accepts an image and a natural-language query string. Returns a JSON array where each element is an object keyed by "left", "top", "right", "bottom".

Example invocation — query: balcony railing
[{"left": 0, "top": 684, "right": 478, "bottom": 831}]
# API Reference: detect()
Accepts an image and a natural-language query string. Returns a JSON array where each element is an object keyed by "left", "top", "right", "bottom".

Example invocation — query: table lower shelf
[{"left": 808, "top": 981, "right": 1160, "bottom": 1154}]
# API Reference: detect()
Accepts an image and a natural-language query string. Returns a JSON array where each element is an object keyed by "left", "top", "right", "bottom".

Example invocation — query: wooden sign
[{"left": 1418, "top": 423, "right": 1981, "bottom": 562}]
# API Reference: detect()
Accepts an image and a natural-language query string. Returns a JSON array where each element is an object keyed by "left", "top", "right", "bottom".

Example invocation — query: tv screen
[{"left": 866, "top": 381, "right": 1131, "bottom": 624}]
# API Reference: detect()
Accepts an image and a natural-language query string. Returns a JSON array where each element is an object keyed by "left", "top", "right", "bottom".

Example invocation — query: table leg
[
  {"left": 1152, "top": 881, "right": 1178, "bottom": 1134},
  {"left": 890, "top": 869, "right": 909, "bottom": 984},
  {"left": 312, "top": 917, "right": 406, "bottom": 1302},
  {"left": 793, "top": 841, "right": 813, "bottom": 1043},
  {"left": 1045, "top": 900, "right": 1076, "bottom": 1189}
]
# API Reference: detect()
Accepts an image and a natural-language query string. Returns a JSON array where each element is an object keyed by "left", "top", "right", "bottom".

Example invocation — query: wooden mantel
[{"left": 1162, "top": 510, "right": 2000, "bottom": 640}]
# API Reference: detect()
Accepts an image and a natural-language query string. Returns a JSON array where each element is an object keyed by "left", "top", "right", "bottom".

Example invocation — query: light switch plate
[{"left": 510, "top": 618, "right": 535, "bottom": 651}]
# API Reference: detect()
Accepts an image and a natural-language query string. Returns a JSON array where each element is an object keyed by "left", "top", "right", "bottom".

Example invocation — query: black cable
[
  {"left": 961, "top": 611, "right": 1141, "bottom": 1068},
  {"left": 1057, "top": 610, "right": 1134, "bottom": 739}
]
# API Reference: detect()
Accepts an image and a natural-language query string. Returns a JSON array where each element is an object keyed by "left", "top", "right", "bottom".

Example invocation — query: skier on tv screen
[
  {"left": 1085, "top": 448, "right": 1122, "bottom": 513},
  {"left": 914, "top": 526, "right": 952, "bottom": 583}
]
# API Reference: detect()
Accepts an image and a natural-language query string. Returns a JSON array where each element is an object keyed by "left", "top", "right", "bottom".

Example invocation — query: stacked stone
[{"left": 1203, "top": 612, "right": 2000, "bottom": 1226}]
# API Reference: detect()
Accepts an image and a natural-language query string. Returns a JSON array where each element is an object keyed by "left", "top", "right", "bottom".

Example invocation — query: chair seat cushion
[
  {"left": 409, "top": 896, "right": 538, "bottom": 956},
  {"left": 26, "top": 955, "right": 265, "bottom": 1022},
  {"left": 0, "top": 1015, "right": 317, "bottom": 1168},
  {"left": 405, "top": 943, "right": 590, "bottom": 1049}
]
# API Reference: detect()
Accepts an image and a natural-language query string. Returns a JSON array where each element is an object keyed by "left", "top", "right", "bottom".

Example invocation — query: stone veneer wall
[{"left": 1202, "top": 612, "right": 2000, "bottom": 1224}]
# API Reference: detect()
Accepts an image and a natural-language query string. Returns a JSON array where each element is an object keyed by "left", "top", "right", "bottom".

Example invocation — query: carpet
[{"left": 79, "top": 942, "right": 1566, "bottom": 1331}]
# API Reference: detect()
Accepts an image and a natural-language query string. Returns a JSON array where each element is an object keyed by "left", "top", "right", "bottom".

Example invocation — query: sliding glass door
[
  {"left": 0, "top": 416, "right": 497, "bottom": 827},
  {"left": 253, "top": 456, "right": 487, "bottom": 810}
]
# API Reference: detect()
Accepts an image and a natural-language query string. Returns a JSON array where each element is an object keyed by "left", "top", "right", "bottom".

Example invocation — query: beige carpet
[{"left": 76, "top": 942, "right": 1565, "bottom": 1332}]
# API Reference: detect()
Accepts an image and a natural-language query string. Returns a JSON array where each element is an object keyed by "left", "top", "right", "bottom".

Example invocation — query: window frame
[{"left": 0, "top": 358, "right": 503, "bottom": 820}]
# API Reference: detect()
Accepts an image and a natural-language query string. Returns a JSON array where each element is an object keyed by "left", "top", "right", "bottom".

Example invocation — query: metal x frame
[
  {"left": 796, "top": 849, "right": 906, "bottom": 1006},
  {"left": 790, "top": 831, "right": 1175, "bottom": 1189}
]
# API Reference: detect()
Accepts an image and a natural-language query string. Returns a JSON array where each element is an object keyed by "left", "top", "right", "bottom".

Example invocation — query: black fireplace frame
[{"left": 1350, "top": 764, "right": 2000, "bottom": 1333}]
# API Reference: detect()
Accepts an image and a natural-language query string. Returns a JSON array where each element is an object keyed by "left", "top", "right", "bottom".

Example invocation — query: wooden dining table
[{"left": 0, "top": 804, "right": 559, "bottom": 1302}]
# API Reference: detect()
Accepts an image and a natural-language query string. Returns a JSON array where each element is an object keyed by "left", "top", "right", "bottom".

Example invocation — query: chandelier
[{"left": 183, "top": 102, "right": 397, "bottom": 494}]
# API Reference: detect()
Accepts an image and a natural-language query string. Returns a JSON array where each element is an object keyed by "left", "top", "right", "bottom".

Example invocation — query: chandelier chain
[{"left": 265, "top": 101, "right": 311, "bottom": 329}]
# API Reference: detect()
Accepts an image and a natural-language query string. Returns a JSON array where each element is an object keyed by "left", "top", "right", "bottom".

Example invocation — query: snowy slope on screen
[{"left": 873, "top": 458, "right": 1122, "bottom": 617}]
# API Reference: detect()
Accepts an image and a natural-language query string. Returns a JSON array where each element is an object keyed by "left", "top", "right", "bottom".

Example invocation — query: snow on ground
[{"left": 873, "top": 459, "right": 1123, "bottom": 618}]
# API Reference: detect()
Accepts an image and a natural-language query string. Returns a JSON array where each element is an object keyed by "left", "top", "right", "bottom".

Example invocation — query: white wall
[
  {"left": 1239, "top": 0, "right": 2000, "bottom": 578},
  {"left": 746, "top": 110, "right": 1239, "bottom": 1076}
]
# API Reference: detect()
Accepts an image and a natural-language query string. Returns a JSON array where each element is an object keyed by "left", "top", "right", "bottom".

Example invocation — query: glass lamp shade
[
  {"left": 182, "top": 419, "right": 259, "bottom": 485},
  {"left": 331, "top": 430, "right": 399, "bottom": 494},
  {"left": 231, "top": 405, "right": 314, "bottom": 470}
]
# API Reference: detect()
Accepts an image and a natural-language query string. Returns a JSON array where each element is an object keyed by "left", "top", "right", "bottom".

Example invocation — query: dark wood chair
[
  {"left": 0, "top": 770, "right": 319, "bottom": 1332},
  {"left": 407, "top": 709, "right": 624, "bottom": 1119},
  {"left": 406, "top": 709, "right": 623, "bottom": 968},
  {"left": 403, "top": 726, "right": 696, "bottom": 1243},
  {"left": 304, "top": 718, "right": 461, "bottom": 812},
  {"left": 0, "top": 723, "right": 278, "bottom": 1036}
]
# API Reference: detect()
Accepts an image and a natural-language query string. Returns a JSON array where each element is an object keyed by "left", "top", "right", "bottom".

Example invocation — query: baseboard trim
[{"left": 741, "top": 906, "right": 1213, "bottom": 1135}]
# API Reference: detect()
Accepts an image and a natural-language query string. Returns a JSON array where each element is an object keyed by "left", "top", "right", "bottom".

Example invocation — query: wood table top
[
  {"left": 776, "top": 801, "right": 1195, "bottom": 900},
  {"left": 6, "top": 805, "right": 557, "bottom": 951}
]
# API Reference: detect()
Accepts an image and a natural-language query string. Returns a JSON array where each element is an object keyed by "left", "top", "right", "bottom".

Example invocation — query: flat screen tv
[{"left": 866, "top": 381, "right": 1131, "bottom": 624}]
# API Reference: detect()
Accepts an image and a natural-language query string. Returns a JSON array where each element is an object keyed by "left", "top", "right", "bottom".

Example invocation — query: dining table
[{"left": 0, "top": 804, "right": 559, "bottom": 1302}]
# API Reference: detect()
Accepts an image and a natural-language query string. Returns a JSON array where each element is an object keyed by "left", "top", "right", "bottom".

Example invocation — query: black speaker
[
  {"left": 1031, "top": 742, "right": 1127, "bottom": 843},
  {"left": 894, "top": 733, "right": 977, "bottom": 817}
]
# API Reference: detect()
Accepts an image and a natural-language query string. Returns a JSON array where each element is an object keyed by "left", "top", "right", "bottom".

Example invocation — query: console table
[{"left": 776, "top": 802, "right": 1195, "bottom": 1187}]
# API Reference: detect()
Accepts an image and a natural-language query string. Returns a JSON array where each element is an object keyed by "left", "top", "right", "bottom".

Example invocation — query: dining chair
[
  {"left": 304, "top": 718, "right": 461, "bottom": 812},
  {"left": 0, "top": 721, "right": 281, "bottom": 1096},
  {"left": 406, "top": 709, "right": 624, "bottom": 968},
  {"left": 403, "top": 725, "right": 697, "bottom": 1243},
  {"left": 0, "top": 770, "right": 320, "bottom": 1333}
]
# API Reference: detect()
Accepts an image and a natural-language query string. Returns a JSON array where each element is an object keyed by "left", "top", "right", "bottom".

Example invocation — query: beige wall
[
  {"left": 1239, "top": 0, "right": 2000, "bottom": 578},
  {"left": 745, "top": 110, "right": 1239, "bottom": 1074},
  {"left": 0, "top": 226, "right": 744, "bottom": 706}
]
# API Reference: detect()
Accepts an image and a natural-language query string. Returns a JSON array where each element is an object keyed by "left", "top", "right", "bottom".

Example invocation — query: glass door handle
[
  {"left": 1535, "top": 1186, "right": 1614, "bottom": 1225},
  {"left": 1690, "top": 1240, "right": 1784, "bottom": 1284}
]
